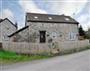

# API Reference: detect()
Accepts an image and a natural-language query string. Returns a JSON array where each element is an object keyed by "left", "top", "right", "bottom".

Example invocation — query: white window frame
[{"left": 69, "top": 32, "right": 76, "bottom": 40}]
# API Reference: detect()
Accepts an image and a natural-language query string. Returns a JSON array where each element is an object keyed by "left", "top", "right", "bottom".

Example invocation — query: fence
[{"left": 2, "top": 40, "right": 90, "bottom": 54}]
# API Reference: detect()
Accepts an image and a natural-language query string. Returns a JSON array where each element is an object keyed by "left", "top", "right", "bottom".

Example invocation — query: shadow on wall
[{"left": 0, "top": 43, "right": 2, "bottom": 50}]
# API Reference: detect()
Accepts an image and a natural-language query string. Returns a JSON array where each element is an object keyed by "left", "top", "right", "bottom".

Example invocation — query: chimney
[{"left": 15, "top": 22, "right": 18, "bottom": 29}]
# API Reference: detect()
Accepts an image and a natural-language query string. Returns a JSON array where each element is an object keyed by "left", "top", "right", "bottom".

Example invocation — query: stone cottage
[
  {"left": 0, "top": 18, "right": 17, "bottom": 42},
  {"left": 9, "top": 13, "right": 79, "bottom": 43}
]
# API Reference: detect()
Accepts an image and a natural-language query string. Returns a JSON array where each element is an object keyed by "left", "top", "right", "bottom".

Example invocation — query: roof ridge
[
  {"left": 0, "top": 18, "right": 17, "bottom": 28},
  {"left": 26, "top": 12, "right": 66, "bottom": 16},
  {"left": 8, "top": 26, "right": 29, "bottom": 37}
]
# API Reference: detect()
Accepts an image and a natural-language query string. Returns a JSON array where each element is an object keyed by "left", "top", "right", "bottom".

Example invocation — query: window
[
  {"left": 34, "top": 16, "right": 38, "bottom": 19},
  {"left": 65, "top": 18, "right": 70, "bottom": 21},
  {"left": 48, "top": 17, "right": 52, "bottom": 20},
  {"left": 69, "top": 32, "right": 76, "bottom": 40}
]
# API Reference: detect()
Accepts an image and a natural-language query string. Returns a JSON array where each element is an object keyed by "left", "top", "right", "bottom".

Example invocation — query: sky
[{"left": 0, "top": 0, "right": 90, "bottom": 31}]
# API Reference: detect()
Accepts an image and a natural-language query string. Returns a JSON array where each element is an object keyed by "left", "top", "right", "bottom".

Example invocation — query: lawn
[{"left": 0, "top": 50, "right": 51, "bottom": 64}]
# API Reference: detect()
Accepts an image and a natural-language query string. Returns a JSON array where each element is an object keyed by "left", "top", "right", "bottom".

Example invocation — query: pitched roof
[
  {"left": 26, "top": 13, "right": 79, "bottom": 24},
  {"left": 0, "top": 18, "right": 17, "bottom": 28},
  {"left": 8, "top": 26, "right": 29, "bottom": 37}
]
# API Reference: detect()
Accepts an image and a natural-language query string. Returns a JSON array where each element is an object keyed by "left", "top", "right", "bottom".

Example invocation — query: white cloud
[
  {"left": 47, "top": 0, "right": 87, "bottom": 16},
  {"left": 19, "top": 0, "right": 47, "bottom": 14},
  {"left": 18, "top": 0, "right": 89, "bottom": 30},
  {"left": 77, "top": 14, "right": 90, "bottom": 31},
  {"left": 0, "top": 9, "right": 15, "bottom": 23},
  {"left": 0, "top": 9, "right": 13, "bottom": 18}
]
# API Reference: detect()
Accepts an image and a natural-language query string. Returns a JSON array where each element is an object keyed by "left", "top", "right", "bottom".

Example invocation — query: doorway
[{"left": 39, "top": 31, "right": 46, "bottom": 43}]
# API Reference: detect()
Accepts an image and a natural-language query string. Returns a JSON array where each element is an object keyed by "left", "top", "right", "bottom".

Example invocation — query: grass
[
  {"left": 0, "top": 45, "right": 90, "bottom": 64},
  {"left": 0, "top": 50, "right": 51, "bottom": 64}
]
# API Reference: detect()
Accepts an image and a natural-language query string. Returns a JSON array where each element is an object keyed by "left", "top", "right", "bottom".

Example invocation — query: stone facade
[
  {"left": 9, "top": 26, "right": 29, "bottom": 42},
  {"left": 9, "top": 22, "right": 78, "bottom": 43},
  {"left": 9, "top": 13, "right": 79, "bottom": 43},
  {"left": 28, "top": 22, "right": 78, "bottom": 43},
  {"left": 0, "top": 18, "right": 17, "bottom": 42}
]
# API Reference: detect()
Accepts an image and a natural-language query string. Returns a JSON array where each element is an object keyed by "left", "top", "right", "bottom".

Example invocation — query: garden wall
[{"left": 2, "top": 40, "right": 90, "bottom": 54}]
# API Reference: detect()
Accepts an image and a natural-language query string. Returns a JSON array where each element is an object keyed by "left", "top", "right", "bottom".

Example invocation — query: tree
[
  {"left": 85, "top": 28, "right": 90, "bottom": 39},
  {"left": 78, "top": 25, "right": 85, "bottom": 36}
]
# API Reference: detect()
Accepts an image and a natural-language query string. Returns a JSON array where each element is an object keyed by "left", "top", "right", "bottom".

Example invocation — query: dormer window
[
  {"left": 65, "top": 18, "right": 70, "bottom": 21},
  {"left": 48, "top": 17, "right": 52, "bottom": 20},
  {"left": 34, "top": 16, "right": 38, "bottom": 19}
]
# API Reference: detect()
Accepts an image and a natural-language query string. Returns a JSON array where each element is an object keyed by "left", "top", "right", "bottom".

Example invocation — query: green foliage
[
  {"left": 0, "top": 50, "right": 51, "bottom": 64},
  {"left": 78, "top": 25, "right": 86, "bottom": 37},
  {"left": 85, "top": 28, "right": 90, "bottom": 39}
]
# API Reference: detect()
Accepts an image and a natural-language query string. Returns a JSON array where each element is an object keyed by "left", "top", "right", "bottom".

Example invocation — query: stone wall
[
  {"left": 10, "top": 27, "right": 29, "bottom": 42},
  {"left": 9, "top": 22, "right": 79, "bottom": 43},
  {"left": 0, "top": 19, "right": 16, "bottom": 42},
  {"left": 28, "top": 22, "right": 79, "bottom": 43},
  {"left": 2, "top": 40, "right": 90, "bottom": 54}
]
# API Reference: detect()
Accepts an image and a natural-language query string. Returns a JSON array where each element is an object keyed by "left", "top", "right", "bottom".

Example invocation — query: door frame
[{"left": 39, "top": 31, "right": 46, "bottom": 43}]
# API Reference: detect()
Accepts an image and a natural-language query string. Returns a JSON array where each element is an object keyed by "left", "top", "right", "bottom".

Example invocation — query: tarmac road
[{"left": 1, "top": 50, "right": 90, "bottom": 71}]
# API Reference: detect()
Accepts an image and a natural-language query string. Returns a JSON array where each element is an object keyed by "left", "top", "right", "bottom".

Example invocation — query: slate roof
[{"left": 26, "top": 13, "right": 79, "bottom": 24}]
